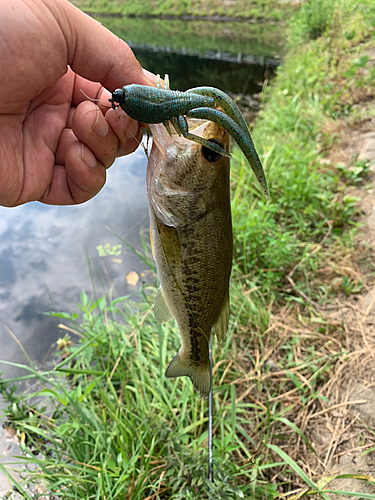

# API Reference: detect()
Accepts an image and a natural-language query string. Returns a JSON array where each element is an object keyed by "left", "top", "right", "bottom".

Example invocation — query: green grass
[
  {"left": 72, "top": 0, "right": 289, "bottom": 21},
  {"left": 1, "top": 0, "right": 375, "bottom": 498},
  {"left": 287, "top": 0, "right": 337, "bottom": 44},
  {"left": 97, "top": 16, "right": 284, "bottom": 59},
  {"left": 0, "top": 293, "right": 279, "bottom": 499},
  {"left": 0, "top": 285, "right": 354, "bottom": 499},
  {"left": 231, "top": 0, "right": 375, "bottom": 300}
]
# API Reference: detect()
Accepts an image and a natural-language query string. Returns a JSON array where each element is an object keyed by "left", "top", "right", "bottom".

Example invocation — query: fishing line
[
  {"left": 208, "top": 336, "right": 213, "bottom": 483},
  {"left": 79, "top": 89, "right": 112, "bottom": 108}
]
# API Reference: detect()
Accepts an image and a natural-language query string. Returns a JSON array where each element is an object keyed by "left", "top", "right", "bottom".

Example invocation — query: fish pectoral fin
[
  {"left": 212, "top": 291, "right": 230, "bottom": 345},
  {"left": 154, "top": 287, "right": 174, "bottom": 324},
  {"left": 165, "top": 353, "right": 211, "bottom": 398}
]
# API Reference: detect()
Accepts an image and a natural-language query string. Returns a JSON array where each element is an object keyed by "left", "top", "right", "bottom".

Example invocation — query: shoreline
[{"left": 85, "top": 11, "right": 276, "bottom": 23}]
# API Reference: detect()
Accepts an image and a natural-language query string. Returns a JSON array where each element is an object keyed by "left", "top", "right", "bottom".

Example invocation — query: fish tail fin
[{"left": 165, "top": 353, "right": 211, "bottom": 398}]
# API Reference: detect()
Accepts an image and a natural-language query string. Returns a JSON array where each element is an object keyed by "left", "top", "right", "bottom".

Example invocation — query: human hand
[{"left": 0, "top": 0, "right": 156, "bottom": 207}]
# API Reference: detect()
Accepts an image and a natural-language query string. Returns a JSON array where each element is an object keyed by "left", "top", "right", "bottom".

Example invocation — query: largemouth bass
[{"left": 147, "top": 119, "right": 233, "bottom": 398}]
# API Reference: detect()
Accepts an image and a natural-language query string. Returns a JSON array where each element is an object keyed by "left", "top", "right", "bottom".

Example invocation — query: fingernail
[
  {"left": 142, "top": 68, "right": 157, "bottom": 86},
  {"left": 93, "top": 108, "right": 108, "bottom": 137},
  {"left": 80, "top": 143, "right": 97, "bottom": 168}
]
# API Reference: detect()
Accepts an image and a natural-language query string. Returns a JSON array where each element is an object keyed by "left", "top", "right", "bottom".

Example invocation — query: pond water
[
  {"left": 0, "top": 152, "right": 149, "bottom": 379},
  {"left": 0, "top": 16, "right": 282, "bottom": 379}
]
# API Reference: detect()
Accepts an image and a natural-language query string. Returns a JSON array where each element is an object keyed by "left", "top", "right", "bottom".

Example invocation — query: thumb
[{"left": 50, "top": 0, "right": 155, "bottom": 90}]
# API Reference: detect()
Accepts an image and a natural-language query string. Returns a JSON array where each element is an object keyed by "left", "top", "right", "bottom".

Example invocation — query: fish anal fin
[
  {"left": 154, "top": 287, "right": 174, "bottom": 324},
  {"left": 212, "top": 292, "right": 230, "bottom": 345},
  {"left": 165, "top": 352, "right": 211, "bottom": 398}
]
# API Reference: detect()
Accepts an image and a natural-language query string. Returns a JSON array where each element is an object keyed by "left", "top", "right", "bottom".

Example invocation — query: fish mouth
[
  {"left": 201, "top": 138, "right": 225, "bottom": 163},
  {"left": 149, "top": 119, "right": 230, "bottom": 159}
]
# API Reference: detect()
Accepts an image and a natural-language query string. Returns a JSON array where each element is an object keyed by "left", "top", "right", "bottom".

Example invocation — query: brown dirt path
[{"left": 307, "top": 104, "right": 375, "bottom": 499}]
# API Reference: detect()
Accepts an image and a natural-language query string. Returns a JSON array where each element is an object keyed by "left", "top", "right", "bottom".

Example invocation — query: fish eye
[{"left": 202, "top": 139, "right": 224, "bottom": 163}]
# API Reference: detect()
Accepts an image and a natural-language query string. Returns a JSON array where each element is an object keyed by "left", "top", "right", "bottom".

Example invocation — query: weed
[
  {"left": 71, "top": 0, "right": 289, "bottom": 20},
  {"left": 96, "top": 242, "right": 122, "bottom": 257},
  {"left": 1, "top": 288, "right": 363, "bottom": 498},
  {"left": 288, "top": 0, "right": 336, "bottom": 44},
  {"left": 0, "top": 296, "right": 280, "bottom": 499},
  {"left": 336, "top": 157, "right": 372, "bottom": 184}
]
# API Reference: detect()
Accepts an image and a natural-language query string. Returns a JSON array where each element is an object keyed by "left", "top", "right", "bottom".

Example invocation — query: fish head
[
  {"left": 147, "top": 119, "right": 230, "bottom": 227},
  {"left": 148, "top": 119, "right": 230, "bottom": 190}
]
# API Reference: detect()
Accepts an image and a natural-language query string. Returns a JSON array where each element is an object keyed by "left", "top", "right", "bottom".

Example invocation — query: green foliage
[
  {"left": 229, "top": 0, "right": 375, "bottom": 301},
  {"left": 0, "top": 296, "right": 276, "bottom": 499},
  {"left": 230, "top": 53, "right": 356, "bottom": 296},
  {"left": 343, "top": 55, "right": 370, "bottom": 78},
  {"left": 72, "top": 0, "right": 289, "bottom": 21},
  {"left": 0, "top": 287, "right": 373, "bottom": 498},
  {"left": 336, "top": 157, "right": 372, "bottom": 184},
  {"left": 343, "top": 29, "right": 356, "bottom": 40},
  {"left": 99, "top": 16, "right": 283, "bottom": 60},
  {"left": 96, "top": 242, "right": 122, "bottom": 256},
  {"left": 1, "top": 284, "right": 357, "bottom": 498},
  {"left": 288, "top": 0, "right": 336, "bottom": 44}
]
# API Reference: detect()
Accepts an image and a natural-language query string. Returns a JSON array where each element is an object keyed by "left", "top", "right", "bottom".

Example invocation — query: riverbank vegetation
[
  {"left": 1, "top": 0, "right": 375, "bottom": 498},
  {"left": 72, "top": 0, "right": 288, "bottom": 21},
  {"left": 98, "top": 16, "right": 283, "bottom": 59}
]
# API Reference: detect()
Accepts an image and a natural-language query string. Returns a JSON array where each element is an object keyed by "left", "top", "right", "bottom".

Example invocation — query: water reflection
[
  {"left": 0, "top": 149, "right": 150, "bottom": 376},
  {"left": 99, "top": 16, "right": 284, "bottom": 60},
  {"left": 133, "top": 49, "right": 274, "bottom": 95}
]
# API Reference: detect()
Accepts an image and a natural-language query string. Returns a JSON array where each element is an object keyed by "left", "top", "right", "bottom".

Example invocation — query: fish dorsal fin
[
  {"left": 212, "top": 291, "right": 230, "bottom": 344},
  {"left": 154, "top": 287, "right": 174, "bottom": 324}
]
